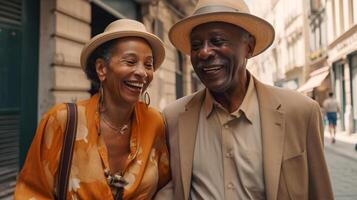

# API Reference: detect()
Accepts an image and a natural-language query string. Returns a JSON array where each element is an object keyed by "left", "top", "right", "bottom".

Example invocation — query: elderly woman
[{"left": 15, "top": 19, "right": 170, "bottom": 200}]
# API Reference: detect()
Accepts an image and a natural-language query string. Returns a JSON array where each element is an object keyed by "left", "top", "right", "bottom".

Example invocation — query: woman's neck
[{"left": 101, "top": 94, "right": 135, "bottom": 125}]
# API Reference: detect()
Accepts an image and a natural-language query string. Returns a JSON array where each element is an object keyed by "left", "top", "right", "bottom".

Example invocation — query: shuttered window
[
  {"left": 0, "top": 0, "right": 22, "bottom": 198},
  {"left": 0, "top": 0, "right": 22, "bottom": 27},
  {"left": 0, "top": 112, "right": 19, "bottom": 198}
]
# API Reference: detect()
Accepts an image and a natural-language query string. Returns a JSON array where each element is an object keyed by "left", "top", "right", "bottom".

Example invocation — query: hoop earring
[{"left": 143, "top": 91, "right": 150, "bottom": 106}]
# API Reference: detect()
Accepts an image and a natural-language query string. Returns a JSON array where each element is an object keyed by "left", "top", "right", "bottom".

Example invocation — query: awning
[{"left": 297, "top": 69, "right": 329, "bottom": 93}]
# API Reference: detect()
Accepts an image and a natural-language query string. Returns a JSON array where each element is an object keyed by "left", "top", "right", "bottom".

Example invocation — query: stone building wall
[
  {"left": 38, "top": 0, "right": 91, "bottom": 117},
  {"left": 142, "top": 0, "right": 195, "bottom": 110},
  {"left": 38, "top": 0, "right": 197, "bottom": 115}
]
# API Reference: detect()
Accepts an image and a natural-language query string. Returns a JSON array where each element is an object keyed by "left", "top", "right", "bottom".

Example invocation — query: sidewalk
[{"left": 324, "top": 131, "right": 357, "bottom": 161}]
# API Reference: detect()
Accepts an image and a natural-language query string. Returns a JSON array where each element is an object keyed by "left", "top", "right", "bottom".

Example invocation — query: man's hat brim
[{"left": 169, "top": 12, "right": 275, "bottom": 57}]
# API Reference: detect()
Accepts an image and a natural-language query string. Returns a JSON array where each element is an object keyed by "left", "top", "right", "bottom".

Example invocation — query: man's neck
[{"left": 211, "top": 72, "right": 250, "bottom": 113}]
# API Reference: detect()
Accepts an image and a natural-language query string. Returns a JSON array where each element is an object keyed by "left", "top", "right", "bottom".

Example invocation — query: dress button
[
  {"left": 226, "top": 151, "right": 233, "bottom": 158},
  {"left": 224, "top": 124, "right": 229, "bottom": 129},
  {"left": 227, "top": 182, "right": 234, "bottom": 189}
]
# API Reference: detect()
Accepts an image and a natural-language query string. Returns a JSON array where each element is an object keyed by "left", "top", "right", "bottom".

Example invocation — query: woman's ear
[{"left": 95, "top": 58, "right": 107, "bottom": 82}]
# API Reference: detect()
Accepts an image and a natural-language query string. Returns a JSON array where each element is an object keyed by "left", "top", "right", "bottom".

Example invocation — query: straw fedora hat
[
  {"left": 81, "top": 19, "right": 165, "bottom": 70},
  {"left": 169, "top": 0, "right": 275, "bottom": 57}
]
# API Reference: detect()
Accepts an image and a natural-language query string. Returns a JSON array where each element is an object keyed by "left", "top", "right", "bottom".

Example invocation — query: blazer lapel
[
  {"left": 178, "top": 90, "right": 205, "bottom": 200},
  {"left": 255, "top": 78, "right": 285, "bottom": 200}
]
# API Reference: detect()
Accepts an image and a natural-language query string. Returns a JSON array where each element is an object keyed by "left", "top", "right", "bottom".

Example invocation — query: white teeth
[
  {"left": 203, "top": 65, "right": 222, "bottom": 71},
  {"left": 125, "top": 81, "right": 144, "bottom": 88}
]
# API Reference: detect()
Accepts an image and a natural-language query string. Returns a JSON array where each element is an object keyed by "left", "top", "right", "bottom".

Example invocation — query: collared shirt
[
  {"left": 15, "top": 94, "right": 170, "bottom": 200},
  {"left": 190, "top": 76, "right": 265, "bottom": 200}
]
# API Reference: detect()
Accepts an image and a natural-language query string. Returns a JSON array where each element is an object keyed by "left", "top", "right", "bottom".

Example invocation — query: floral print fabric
[{"left": 14, "top": 94, "right": 170, "bottom": 200}]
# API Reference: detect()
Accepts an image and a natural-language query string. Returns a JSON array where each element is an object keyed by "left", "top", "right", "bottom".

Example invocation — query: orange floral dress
[{"left": 14, "top": 94, "right": 170, "bottom": 200}]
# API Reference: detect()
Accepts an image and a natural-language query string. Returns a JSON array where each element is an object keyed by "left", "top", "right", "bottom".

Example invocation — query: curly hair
[{"left": 84, "top": 39, "right": 119, "bottom": 90}]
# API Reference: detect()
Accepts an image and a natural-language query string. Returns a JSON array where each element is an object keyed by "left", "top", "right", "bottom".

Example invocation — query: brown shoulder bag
[{"left": 55, "top": 103, "right": 78, "bottom": 200}]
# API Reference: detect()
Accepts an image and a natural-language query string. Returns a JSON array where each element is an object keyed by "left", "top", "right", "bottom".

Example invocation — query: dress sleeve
[
  {"left": 156, "top": 116, "right": 171, "bottom": 191},
  {"left": 14, "top": 105, "right": 66, "bottom": 200}
]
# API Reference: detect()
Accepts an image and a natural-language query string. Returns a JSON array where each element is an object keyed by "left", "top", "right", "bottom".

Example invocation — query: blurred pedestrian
[
  {"left": 323, "top": 92, "right": 340, "bottom": 143},
  {"left": 14, "top": 19, "right": 170, "bottom": 200}
]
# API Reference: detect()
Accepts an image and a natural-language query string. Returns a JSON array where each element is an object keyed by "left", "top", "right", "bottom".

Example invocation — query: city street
[{"left": 325, "top": 141, "right": 357, "bottom": 200}]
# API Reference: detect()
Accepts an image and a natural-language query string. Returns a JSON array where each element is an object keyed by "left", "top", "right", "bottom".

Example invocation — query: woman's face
[{"left": 97, "top": 37, "right": 154, "bottom": 105}]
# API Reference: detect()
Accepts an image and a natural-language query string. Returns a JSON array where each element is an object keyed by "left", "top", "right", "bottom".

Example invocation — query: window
[
  {"left": 175, "top": 52, "right": 184, "bottom": 99},
  {"left": 311, "top": 0, "right": 322, "bottom": 13},
  {"left": 353, "top": 0, "right": 357, "bottom": 24},
  {"left": 152, "top": 18, "right": 164, "bottom": 40}
]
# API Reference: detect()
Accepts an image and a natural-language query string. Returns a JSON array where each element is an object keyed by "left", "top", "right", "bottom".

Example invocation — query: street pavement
[{"left": 324, "top": 132, "right": 357, "bottom": 200}]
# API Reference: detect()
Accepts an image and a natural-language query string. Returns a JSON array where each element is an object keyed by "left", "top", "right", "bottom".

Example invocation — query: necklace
[
  {"left": 101, "top": 114, "right": 130, "bottom": 135},
  {"left": 104, "top": 169, "right": 128, "bottom": 188},
  {"left": 104, "top": 169, "right": 128, "bottom": 199}
]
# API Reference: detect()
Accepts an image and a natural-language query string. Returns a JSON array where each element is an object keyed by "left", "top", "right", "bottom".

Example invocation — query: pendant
[
  {"left": 104, "top": 169, "right": 128, "bottom": 188},
  {"left": 119, "top": 124, "right": 129, "bottom": 135}
]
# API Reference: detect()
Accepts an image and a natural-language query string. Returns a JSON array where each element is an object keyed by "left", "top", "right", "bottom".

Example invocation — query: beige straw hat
[
  {"left": 169, "top": 0, "right": 275, "bottom": 57},
  {"left": 81, "top": 19, "right": 165, "bottom": 70}
]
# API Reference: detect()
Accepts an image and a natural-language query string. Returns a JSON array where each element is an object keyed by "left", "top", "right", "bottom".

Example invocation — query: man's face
[{"left": 190, "top": 22, "right": 254, "bottom": 93}]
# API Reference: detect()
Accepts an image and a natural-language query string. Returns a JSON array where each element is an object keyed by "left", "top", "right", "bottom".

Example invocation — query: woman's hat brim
[
  {"left": 81, "top": 30, "right": 165, "bottom": 71},
  {"left": 169, "top": 12, "right": 275, "bottom": 57}
]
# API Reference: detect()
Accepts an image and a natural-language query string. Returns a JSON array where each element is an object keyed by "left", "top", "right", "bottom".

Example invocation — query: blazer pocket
[
  {"left": 283, "top": 150, "right": 305, "bottom": 161},
  {"left": 282, "top": 150, "right": 308, "bottom": 200}
]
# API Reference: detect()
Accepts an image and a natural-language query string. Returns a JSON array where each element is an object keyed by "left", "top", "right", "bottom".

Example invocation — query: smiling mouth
[
  {"left": 124, "top": 80, "right": 145, "bottom": 90},
  {"left": 202, "top": 65, "right": 223, "bottom": 73}
]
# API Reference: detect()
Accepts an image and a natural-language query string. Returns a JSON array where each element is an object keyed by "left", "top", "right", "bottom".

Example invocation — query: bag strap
[{"left": 56, "top": 103, "right": 78, "bottom": 200}]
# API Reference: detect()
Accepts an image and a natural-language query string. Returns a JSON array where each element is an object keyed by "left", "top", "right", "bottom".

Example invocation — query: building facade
[
  {"left": 0, "top": 0, "right": 199, "bottom": 197},
  {"left": 325, "top": 0, "right": 357, "bottom": 133},
  {"left": 248, "top": 0, "right": 309, "bottom": 90},
  {"left": 251, "top": 0, "right": 357, "bottom": 133},
  {"left": 246, "top": 0, "right": 276, "bottom": 85},
  {"left": 297, "top": 0, "right": 330, "bottom": 106}
]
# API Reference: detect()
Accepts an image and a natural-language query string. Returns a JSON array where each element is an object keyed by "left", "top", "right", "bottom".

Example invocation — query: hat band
[{"left": 193, "top": 5, "right": 240, "bottom": 15}]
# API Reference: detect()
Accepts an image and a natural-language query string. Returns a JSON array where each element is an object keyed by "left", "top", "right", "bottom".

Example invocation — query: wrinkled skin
[
  {"left": 96, "top": 37, "right": 154, "bottom": 107},
  {"left": 190, "top": 22, "right": 255, "bottom": 112},
  {"left": 95, "top": 37, "right": 155, "bottom": 174}
]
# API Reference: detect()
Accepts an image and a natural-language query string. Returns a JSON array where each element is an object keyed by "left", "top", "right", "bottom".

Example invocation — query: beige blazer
[{"left": 155, "top": 78, "right": 333, "bottom": 200}]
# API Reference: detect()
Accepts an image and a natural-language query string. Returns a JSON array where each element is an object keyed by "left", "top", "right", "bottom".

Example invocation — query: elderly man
[{"left": 155, "top": 0, "right": 333, "bottom": 199}]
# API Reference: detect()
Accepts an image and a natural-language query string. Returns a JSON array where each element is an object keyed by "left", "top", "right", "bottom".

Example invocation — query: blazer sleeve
[
  {"left": 307, "top": 102, "right": 334, "bottom": 199},
  {"left": 14, "top": 105, "right": 65, "bottom": 200},
  {"left": 154, "top": 180, "right": 175, "bottom": 200}
]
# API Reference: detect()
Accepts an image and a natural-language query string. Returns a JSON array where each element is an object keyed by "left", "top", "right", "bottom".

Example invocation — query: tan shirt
[{"left": 190, "top": 76, "right": 265, "bottom": 200}]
